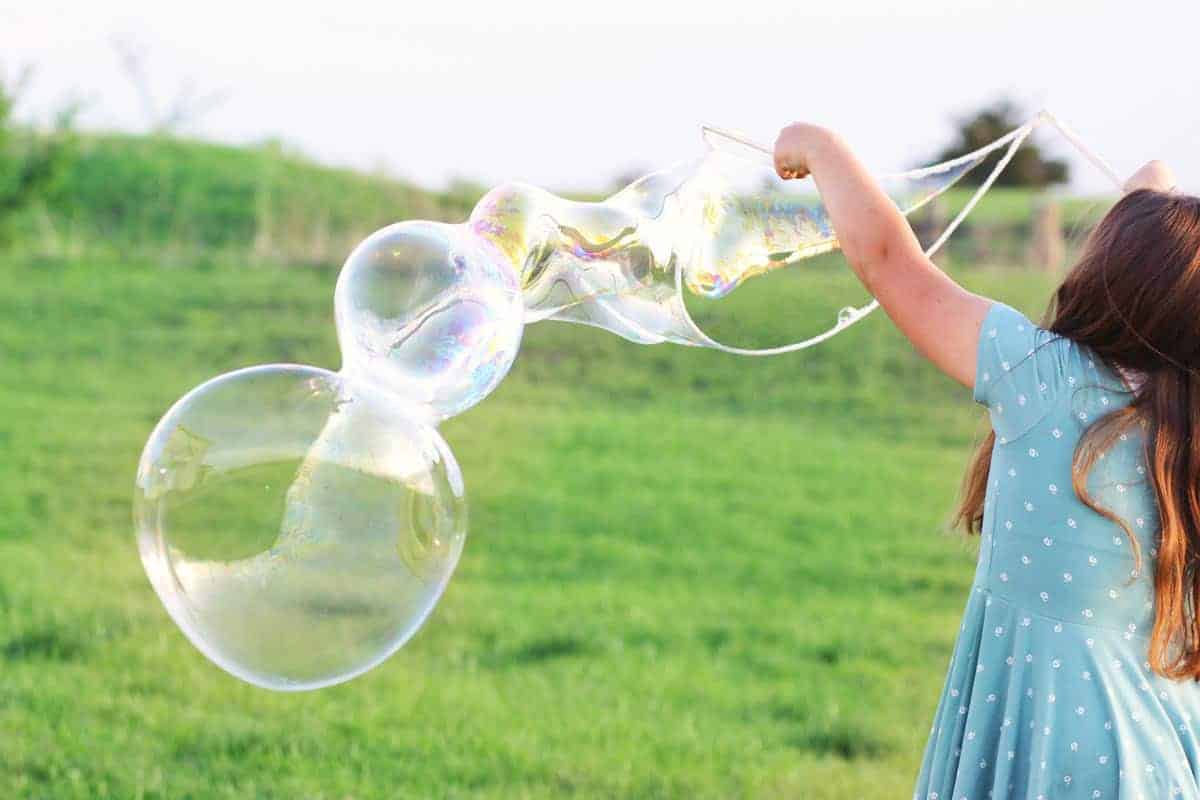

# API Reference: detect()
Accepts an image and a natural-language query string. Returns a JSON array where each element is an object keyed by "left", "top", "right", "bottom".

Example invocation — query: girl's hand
[
  {"left": 1124, "top": 160, "right": 1177, "bottom": 194},
  {"left": 769, "top": 119, "right": 991, "bottom": 389},
  {"left": 773, "top": 122, "right": 831, "bottom": 180}
]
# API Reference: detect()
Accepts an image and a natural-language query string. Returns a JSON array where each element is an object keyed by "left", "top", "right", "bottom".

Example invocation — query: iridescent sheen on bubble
[
  {"left": 336, "top": 220, "right": 523, "bottom": 420},
  {"left": 444, "top": 125, "right": 1020, "bottom": 349}
]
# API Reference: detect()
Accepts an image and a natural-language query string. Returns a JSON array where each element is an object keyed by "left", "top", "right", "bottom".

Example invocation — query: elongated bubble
[{"left": 138, "top": 114, "right": 1116, "bottom": 690}]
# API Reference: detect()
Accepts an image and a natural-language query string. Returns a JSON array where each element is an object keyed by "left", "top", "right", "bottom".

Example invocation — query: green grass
[
  {"left": 938, "top": 186, "right": 1105, "bottom": 227},
  {"left": 0, "top": 253, "right": 1062, "bottom": 798}
]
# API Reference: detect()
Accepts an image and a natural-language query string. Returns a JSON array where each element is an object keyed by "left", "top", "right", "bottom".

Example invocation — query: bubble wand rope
[{"left": 674, "top": 111, "right": 1125, "bottom": 356}]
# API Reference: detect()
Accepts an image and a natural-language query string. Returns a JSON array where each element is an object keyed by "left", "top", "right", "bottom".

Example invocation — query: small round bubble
[
  {"left": 335, "top": 220, "right": 524, "bottom": 420},
  {"left": 134, "top": 364, "right": 466, "bottom": 691}
]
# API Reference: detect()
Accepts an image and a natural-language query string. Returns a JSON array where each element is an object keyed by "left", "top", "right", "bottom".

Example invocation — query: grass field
[{"left": 0, "top": 251, "right": 1063, "bottom": 798}]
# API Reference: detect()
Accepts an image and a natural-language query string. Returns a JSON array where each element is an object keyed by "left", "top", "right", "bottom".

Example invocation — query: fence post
[
  {"left": 911, "top": 196, "right": 949, "bottom": 262},
  {"left": 1029, "top": 197, "right": 1064, "bottom": 273}
]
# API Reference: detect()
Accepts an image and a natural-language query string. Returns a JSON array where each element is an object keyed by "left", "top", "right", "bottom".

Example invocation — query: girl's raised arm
[{"left": 773, "top": 123, "right": 991, "bottom": 388}]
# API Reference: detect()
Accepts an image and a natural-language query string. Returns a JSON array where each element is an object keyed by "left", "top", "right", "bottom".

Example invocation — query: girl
[{"left": 774, "top": 122, "right": 1198, "bottom": 799}]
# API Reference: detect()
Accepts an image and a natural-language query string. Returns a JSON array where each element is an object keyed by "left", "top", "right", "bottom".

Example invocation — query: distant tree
[
  {"left": 110, "top": 36, "right": 228, "bottom": 134},
  {"left": 933, "top": 100, "right": 1069, "bottom": 188},
  {"left": 0, "top": 67, "right": 76, "bottom": 240}
]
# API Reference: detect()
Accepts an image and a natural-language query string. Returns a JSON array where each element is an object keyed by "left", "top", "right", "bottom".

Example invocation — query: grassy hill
[{"left": 10, "top": 132, "right": 480, "bottom": 265}]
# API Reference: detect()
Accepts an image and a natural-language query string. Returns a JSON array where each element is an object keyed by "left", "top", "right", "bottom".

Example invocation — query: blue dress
[{"left": 913, "top": 303, "right": 1200, "bottom": 800}]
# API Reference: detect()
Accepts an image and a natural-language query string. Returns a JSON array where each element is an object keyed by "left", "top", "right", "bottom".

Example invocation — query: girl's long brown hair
[{"left": 954, "top": 189, "right": 1200, "bottom": 680}]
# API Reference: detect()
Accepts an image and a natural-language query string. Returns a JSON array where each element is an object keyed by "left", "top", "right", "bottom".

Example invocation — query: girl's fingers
[
  {"left": 1123, "top": 160, "right": 1177, "bottom": 194},
  {"left": 774, "top": 148, "right": 811, "bottom": 180}
]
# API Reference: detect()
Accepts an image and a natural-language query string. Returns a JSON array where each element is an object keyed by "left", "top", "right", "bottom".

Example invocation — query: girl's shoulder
[{"left": 975, "top": 302, "right": 1133, "bottom": 444}]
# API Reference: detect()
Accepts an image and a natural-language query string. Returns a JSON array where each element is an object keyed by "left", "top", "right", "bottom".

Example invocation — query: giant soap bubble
[{"left": 136, "top": 111, "right": 1122, "bottom": 689}]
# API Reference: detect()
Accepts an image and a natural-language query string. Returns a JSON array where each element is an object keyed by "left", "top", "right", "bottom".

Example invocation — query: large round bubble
[
  {"left": 134, "top": 364, "right": 466, "bottom": 690},
  {"left": 335, "top": 220, "right": 524, "bottom": 420}
]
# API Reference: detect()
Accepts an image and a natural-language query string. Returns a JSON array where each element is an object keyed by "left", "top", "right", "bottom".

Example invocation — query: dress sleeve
[{"left": 973, "top": 302, "right": 1070, "bottom": 444}]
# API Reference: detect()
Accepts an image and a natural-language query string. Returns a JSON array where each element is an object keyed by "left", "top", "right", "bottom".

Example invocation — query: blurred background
[{"left": 2, "top": 1, "right": 1196, "bottom": 798}]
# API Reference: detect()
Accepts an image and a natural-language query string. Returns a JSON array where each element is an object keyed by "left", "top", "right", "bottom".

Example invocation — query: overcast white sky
[{"left": 3, "top": 0, "right": 1197, "bottom": 194}]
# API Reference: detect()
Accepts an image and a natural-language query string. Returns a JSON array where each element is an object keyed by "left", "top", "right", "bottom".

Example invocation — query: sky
[{"left": 3, "top": 0, "right": 1197, "bottom": 195}]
